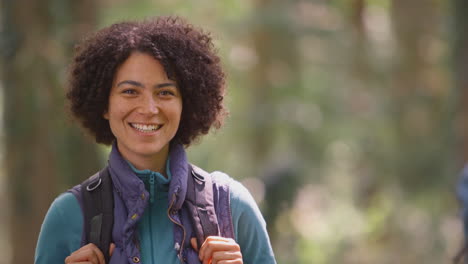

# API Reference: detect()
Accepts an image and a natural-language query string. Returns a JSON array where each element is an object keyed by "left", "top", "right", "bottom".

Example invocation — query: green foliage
[{"left": 92, "top": 0, "right": 461, "bottom": 263}]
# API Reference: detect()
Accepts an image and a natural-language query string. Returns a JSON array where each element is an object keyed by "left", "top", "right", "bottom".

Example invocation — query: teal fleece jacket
[{"left": 35, "top": 162, "right": 276, "bottom": 264}]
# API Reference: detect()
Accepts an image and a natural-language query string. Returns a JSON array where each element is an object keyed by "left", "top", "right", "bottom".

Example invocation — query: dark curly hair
[{"left": 67, "top": 16, "right": 227, "bottom": 146}]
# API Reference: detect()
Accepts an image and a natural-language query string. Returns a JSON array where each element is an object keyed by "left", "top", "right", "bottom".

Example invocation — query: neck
[
  {"left": 131, "top": 156, "right": 167, "bottom": 177},
  {"left": 117, "top": 143, "right": 170, "bottom": 178}
]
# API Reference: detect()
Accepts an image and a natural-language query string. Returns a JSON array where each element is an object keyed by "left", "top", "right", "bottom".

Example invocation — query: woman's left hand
[{"left": 191, "top": 236, "right": 243, "bottom": 264}]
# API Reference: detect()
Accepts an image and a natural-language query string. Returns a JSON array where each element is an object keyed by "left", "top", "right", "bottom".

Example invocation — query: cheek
[
  {"left": 169, "top": 100, "right": 183, "bottom": 122},
  {"left": 170, "top": 112, "right": 182, "bottom": 129},
  {"left": 108, "top": 101, "right": 132, "bottom": 119},
  {"left": 175, "top": 105, "right": 183, "bottom": 124}
]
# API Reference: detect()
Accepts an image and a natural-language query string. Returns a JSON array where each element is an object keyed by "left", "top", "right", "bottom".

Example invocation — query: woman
[{"left": 34, "top": 16, "right": 276, "bottom": 264}]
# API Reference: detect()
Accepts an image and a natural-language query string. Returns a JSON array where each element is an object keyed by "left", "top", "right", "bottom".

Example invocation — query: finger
[
  {"left": 203, "top": 236, "right": 235, "bottom": 243},
  {"left": 66, "top": 248, "right": 98, "bottom": 263},
  {"left": 65, "top": 248, "right": 98, "bottom": 263},
  {"left": 65, "top": 243, "right": 105, "bottom": 264},
  {"left": 110, "top": 243, "right": 116, "bottom": 256},
  {"left": 211, "top": 250, "right": 242, "bottom": 264},
  {"left": 90, "top": 244, "right": 106, "bottom": 264},
  {"left": 68, "top": 243, "right": 99, "bottom": 256},
  {"left": 215, "top": 260, "right": 243, "bottom": 264},
  {"left": 199, "top": 237, "right": 240, "bottom": 264},
  {"left": 199, "top": 236, "right": 234, "bottom": 259},
  {"left": 212, "top": 250, "right": 242, "bottom": 261},
  {"left": 191, "top": 238, "right": 199, "bottom": 252},
  {"left": 199, "top": 237, "right": 239, "bottom": 258}
]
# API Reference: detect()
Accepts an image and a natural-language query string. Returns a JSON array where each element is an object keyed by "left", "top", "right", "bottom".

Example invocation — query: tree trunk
[
  {"left": 453, "top": 0, "right": 468, "bottom": 164},
  {"left": 390, "top": 0, "right": 446, "bottom": 190},
  {"left": 1, "top": 0, "right": 101, "bottom": 262},
  {"left": 248, "top": 0, "right": 302, "bottom": 262}
]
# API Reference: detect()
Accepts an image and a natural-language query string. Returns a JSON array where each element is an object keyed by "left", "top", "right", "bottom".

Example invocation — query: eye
[
  {"left": 159, "top": 90, "right": 175, "bottom": 96},
  {"left": 122, "top": 89, "right": 137, "bottom": 95}
]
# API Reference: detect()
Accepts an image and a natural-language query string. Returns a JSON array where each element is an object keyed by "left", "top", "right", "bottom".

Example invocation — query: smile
[{"left": 129, "top": 123, "right": 162, "bottom": 133}]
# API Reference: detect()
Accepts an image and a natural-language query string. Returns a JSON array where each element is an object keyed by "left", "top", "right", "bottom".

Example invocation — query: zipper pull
[{"left": 149, "top": 174, "right": 155, "bottom": 204}]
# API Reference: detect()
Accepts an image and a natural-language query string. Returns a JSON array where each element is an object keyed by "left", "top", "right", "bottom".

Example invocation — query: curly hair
[{"left": 67, "top": 16, "right": 227, "bottom": 146}]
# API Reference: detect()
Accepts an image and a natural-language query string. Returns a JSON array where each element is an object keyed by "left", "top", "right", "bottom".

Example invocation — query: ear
[{"left": 103, "top": 111, "right": 109, "bottom": 120}]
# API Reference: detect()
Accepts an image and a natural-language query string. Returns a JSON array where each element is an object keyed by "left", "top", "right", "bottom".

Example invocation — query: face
[{"left": 104, "top": 52, "right": 182, "bottom": 168}]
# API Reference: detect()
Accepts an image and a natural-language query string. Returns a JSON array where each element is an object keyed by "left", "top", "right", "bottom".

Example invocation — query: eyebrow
[{"left": 116, "top": 80, "right": 177, "bottom": 89}]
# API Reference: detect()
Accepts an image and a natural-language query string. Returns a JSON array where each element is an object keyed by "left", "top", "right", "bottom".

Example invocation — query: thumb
[
  {"left": 190, "top": 238, "right": 198, "bottom": 252},
  {"left": 109, "top": 243, "right": 116, "bottom": 256}
]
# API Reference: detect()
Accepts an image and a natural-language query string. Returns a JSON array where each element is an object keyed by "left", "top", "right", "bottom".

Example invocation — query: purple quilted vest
[{"left": 69, "top": 143, "right": 234, "bottom": 264}]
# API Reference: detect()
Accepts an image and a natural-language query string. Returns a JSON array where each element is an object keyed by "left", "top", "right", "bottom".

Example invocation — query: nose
[{"left": 137, "top": 94, "right": 159, "bottom": 115}]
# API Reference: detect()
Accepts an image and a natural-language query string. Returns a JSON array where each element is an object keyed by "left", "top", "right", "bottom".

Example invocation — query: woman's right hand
[{"left": 64, "top": 243, "right": 115, "bottom": 264}]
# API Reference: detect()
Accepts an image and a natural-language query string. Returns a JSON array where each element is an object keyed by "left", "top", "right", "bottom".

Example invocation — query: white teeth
[{"left": 131, "top": 123, "right": 161, "bottom": 132}]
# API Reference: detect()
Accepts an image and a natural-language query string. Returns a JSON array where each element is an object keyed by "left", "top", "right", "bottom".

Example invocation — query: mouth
[{"left": 129, "top": 123, "right": 163, "bottom": 133}]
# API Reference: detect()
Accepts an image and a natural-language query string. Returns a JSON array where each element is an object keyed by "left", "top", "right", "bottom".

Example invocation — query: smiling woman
[{"left": 34, "top": 16, "right": 276, "bottom": 264}]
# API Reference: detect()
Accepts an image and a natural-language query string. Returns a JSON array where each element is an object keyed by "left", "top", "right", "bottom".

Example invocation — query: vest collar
[
  {"left": 167, "top": 143, "right": 188, "bottom": 211},
  {"left": 108, "top": 142, "right": 146, "bottom": 204},
  {"left": 107, "top": 141, "right": 188, "bottom": 211}
]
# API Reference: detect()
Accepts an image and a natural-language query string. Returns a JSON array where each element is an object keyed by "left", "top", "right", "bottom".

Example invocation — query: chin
[{"left": 135, "top": 144, "right": 168, "bottom": 157}]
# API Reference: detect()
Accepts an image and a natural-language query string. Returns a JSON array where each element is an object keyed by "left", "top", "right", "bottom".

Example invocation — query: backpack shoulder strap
[
  {"left": 81, "top": 166, "right": 114, "bottom": 264},
  {"left": 186, "top": 164, "right": 220, "bottom": 249}
]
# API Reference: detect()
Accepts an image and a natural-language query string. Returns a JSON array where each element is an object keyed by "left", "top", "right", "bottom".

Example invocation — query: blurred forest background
[{"left": 0, "top": 0, "right": 467, "bottom": 263}]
